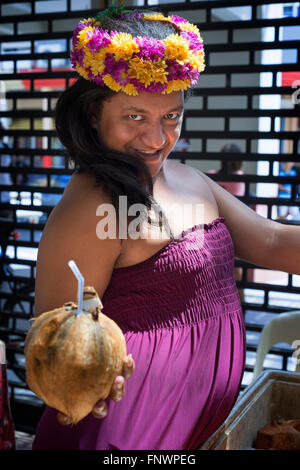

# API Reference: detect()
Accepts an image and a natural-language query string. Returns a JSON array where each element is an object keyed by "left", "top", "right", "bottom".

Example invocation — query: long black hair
[{"left": 55, "top": 14, "right": 186, "bottom": 240}]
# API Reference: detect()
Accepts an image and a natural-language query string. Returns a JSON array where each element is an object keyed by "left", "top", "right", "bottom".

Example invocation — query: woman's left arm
[{"left": 198, "top": 170, "right": 300, "bottom": 275}]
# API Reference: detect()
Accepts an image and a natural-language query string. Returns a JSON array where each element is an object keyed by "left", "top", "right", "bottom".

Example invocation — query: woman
[{"left": 32, "top": 9, "right": 300, "bottom": 450}]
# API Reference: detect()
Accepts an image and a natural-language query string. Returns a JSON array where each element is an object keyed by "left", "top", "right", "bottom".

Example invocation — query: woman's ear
[{"left": 88, "top": 102, "right": 99, "bottom": 129}]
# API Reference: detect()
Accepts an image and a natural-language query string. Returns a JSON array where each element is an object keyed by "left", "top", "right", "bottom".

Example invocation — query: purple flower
[
  {"left": 86, "top": 28, "right": 111, "bottom": 52},
  {"left": 170, "top": 15, "right": 188, "bottom": 25},
  {"left": 129, "top": 77, "right": 167, "bottom": 93},
  {"left": 103, "top": 54, "right": 119, "bottom": 74},
  {"left": 103, "top": 54, "right": 129, "bottom": 85},
  {"left": 88, "top": 70, "right": 105, "bottom": 86},
  {"left": 189, "top": 68, "right": 200, "bottom": 85},
  {"left": 120, "top": 12, "right": 144, "bottom": 21},
  {"left": 143, "top": 81, "right": 168, "bottom": 93},
  {"left": 70, "top": 48, "right": 85, "bottom": 68},
  {"left": 70, "top": 50, "right": 77, "bottom": 68},
  {"left": 166, "top": 60, "right": 190, "bottom": 81},
  {"left": 180, "top": 31, "right": 203, "bottom": 52},
  {"left": 72, "top": 21, "right": 92, "bottom": 48},
  {"left": 135, "top": 36, "right": 166, "bottom": 61},
  {"left": 164, "top": 60, "right": 199, "bottom": 85}
]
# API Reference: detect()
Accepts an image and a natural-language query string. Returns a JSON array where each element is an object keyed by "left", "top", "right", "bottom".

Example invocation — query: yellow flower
[
  {"left": 164, "top": 79, "right": 191, "bottom": 94},
  {"left": 90, "top": 49, "right": 107, "bottom": 75},
  {"left": 128, "top": 58, "right": 168, "bottom": 87},
  {"left": 144, "top": 13, "right": 170, "bottom": 22},
  {"left": 77, "top": 26, "right": 94, "bottom": 49},
  {"left": 179, "top": 22, "right": 201, "bottom": 36},
  {"left": 80, "top": 18, "right": 95, "bottom": 25},
  {"left": 82, "top": 47, "right": 94, "bottom": 69},
  {"left": 163, "top": 34, "right": 190, "bottom": 62},
  {"left": 122, "top": 83, "right": 138, "bottom": 96},
  {"left": 76, "top": 65, "right": 90, "bottom": 80},
  {"left": 102, "top": 74, "right": 138, "bottom": 95},
  {"left": 106, "top": 32, "right": 139, "bottom": 61},
  {"left": 102, "top": 75, "right": 122, "bottom": 92}
]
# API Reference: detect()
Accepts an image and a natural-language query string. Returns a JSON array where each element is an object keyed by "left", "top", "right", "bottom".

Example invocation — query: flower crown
[{"left": 70, "top": 11, "right": 205, "bottom": 95}]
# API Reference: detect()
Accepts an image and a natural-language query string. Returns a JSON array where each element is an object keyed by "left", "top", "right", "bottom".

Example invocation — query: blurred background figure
[
  {"left": 10, "top": 155, "right": 29, "bottom": 187},
  {"left": 10, "top": 155, "right": 30, "bottom": 204},
  {"left": 214, "top": 143, "right": 245, "bottom": 197},
  {"left": 0, "top": 123, "right": 12, "bottom": 217},
  {"left": 277, "top": 161, "right": 300, "bottom": 220}
]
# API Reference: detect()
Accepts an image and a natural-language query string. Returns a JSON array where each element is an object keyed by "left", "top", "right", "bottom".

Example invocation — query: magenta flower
[
  {"left": 120, "top": 12, "right": 144, "bottom": 20},
  {"left": 170, "top": 15, "right": 188, "bottom": 25},
  {"left": 189, "top": 68, "right": 200, "bottom": 85},
  {"left": 70, "top": 48, "right": 85, "bottom": 68},
  {"left": 72, "top": 22, "right": 90, "bottom": 48},
  {"left": 86, "top": 28, "right": 111, "bottom": 52},
  {"left": 103, "top": 54, "right": 129, "bottom": 85},
  {"left": 166, "top": 60, "right": 190, "bottom": 81},
  {"left": 143, "top": 81, "right": 168, "bottom": 93},
  {"left": 88, "top": 71, "right": 105, "bottom": 86},
  {"left": 135, "top": 36, "right": 166, "bottom": 61},
  {"left": 130, "top": 77, "right": 167, "bottom": 93},
  {"left": 180, "top": 31, "right": 203, "bottom": 52}
]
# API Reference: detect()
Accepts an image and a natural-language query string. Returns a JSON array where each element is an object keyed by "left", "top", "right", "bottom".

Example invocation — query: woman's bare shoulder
[
  {"left": 40, "top": 171, "right": 119, "bottom": 249},
  {"left": 63, "top": 171, "right": 110, "bottom": 203},
  {"left": 166, "top": 160, "right": 218, "bottom": 197},
  {"left": 167, "top": 159, "right": 208, "bottom": 179},
  {"left": 47, "top": 172, "right": 109, "bottom": 223}
]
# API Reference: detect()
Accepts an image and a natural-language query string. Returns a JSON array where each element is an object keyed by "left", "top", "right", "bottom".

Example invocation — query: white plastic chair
[{"left": 252, "top": 310, "right": 300, "bottom": 382}]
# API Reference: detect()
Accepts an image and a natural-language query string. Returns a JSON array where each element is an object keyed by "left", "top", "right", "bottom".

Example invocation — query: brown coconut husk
[{"left": 24, "top": 287, "right": 127, "bottom": 424}]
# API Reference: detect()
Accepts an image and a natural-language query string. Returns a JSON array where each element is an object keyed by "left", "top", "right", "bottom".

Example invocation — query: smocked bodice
[{"left": 102, "top": 217, "right": 241, "bottom": 331}]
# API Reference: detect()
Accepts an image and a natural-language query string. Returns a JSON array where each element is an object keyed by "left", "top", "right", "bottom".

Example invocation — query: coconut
[{"left": 24, "top": 286, "right": 127, "bottom": 424}]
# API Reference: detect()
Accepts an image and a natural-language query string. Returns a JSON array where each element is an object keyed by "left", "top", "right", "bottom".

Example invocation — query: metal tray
[{"left": 200, "top": 370, "right": 300, "bottom": 450}]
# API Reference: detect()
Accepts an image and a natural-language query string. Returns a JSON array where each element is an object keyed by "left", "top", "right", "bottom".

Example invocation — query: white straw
[{"left": 68, "top": 260, "right": 84, "bottom": 315}]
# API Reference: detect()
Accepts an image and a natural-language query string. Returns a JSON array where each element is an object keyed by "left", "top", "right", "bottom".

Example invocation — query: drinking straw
[{"left": 68, "top": 260, "right": 84, "bottom": 315}]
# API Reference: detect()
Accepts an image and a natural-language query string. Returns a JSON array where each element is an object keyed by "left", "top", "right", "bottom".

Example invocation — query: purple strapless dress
[{"left": 32, "top": 217, "right": 245, "bottom": 450}]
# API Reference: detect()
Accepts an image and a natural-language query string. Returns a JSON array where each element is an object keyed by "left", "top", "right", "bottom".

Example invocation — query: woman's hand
[{"left": 57, "top": 354, "right": 135, "bottom": 426}]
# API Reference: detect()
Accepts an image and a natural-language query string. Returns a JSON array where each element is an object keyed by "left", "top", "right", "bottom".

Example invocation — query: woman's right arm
[
  {"left": 33, "top": 174, "right": 134, "bottom": 423},
  {"left": 34, "top": 178, "right": 122, "bottom": 316}
]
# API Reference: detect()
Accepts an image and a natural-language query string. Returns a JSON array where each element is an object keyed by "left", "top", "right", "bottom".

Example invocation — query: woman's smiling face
[{"left": 91, "top": 91, "right": 185, "bottom": 179}]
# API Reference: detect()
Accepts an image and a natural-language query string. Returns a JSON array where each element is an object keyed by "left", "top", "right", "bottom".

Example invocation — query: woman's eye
[
  {"left": 128, "top": 114, "right": 143, "bottom": 121},
  {"left": 165, "top": 113, "right": 179, "bottom": 121}
]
